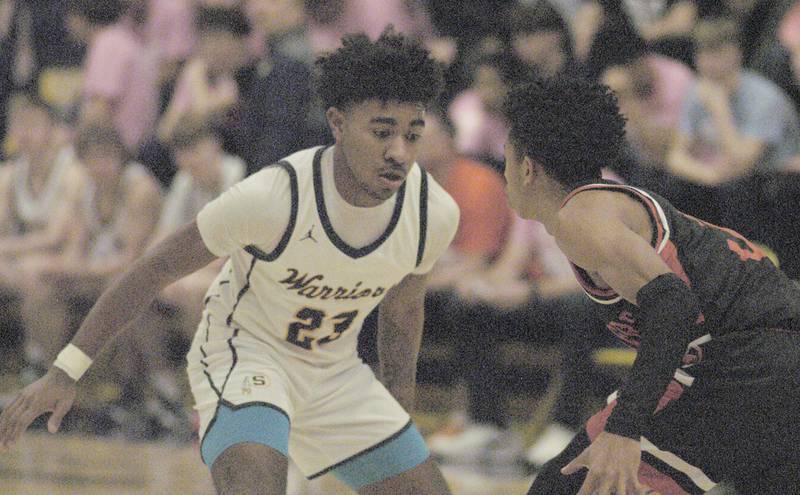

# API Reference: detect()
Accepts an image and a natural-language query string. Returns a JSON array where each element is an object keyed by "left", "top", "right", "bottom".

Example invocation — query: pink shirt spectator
[
  {"left": 779, "top": 1, "right": 800, "bottom": 49},
  {"left": 645, "top": 55, "right": 693, "bottom": 128},
  {"left": 169, "top": 60, "right": 239, "bottom": 120},
  {"left": 83, "top": 18, "right": 160, "bottom": 152},
  {"left": 308, "top": 0, "right": 433, "bottom": 51},
  {"left": 448, "top": 90, "right": 508, "bottom": 164},
  {"left": 146, "top": 0, "right": 196, "bottom": 62}
]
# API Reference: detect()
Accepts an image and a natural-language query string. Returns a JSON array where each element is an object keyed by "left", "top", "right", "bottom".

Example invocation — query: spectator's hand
[
  {"left": 695, "top": 79, "right": 730, "bottom": 115},
  {"left": 561, "top": 432, "right": 651, "bottom": 495},
  {"left": 426, "top": 36, "right": 458, "bottom": 67},
  {"left": 0, "top": 368, "right": 76, "bottom": 451}
]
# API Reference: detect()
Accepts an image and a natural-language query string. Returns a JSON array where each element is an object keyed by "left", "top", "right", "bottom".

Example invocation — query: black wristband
[{"left": 605, "top": 273, "right": 702, "bottom": 438}]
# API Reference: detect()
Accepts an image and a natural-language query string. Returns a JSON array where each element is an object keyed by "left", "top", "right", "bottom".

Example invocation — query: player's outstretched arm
[
  {"left": 376, "top": 272, "right": 428, "bottom": 412},
  {"left": 0, "top": 220, "right": 218, "bottom": 450}
]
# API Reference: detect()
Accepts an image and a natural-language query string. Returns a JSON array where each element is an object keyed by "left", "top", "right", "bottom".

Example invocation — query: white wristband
[{"left": 53, "top": 344, "right": 93, "bottom": 381}]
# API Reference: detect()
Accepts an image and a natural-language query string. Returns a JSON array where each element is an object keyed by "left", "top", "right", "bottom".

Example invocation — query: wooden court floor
[{"left": 0, "top": 432, "right": 532, "bottom": 495}]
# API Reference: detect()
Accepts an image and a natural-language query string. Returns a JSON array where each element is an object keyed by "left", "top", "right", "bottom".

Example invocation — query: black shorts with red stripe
[{"left": 527, "top": 327, "right": 800, "bottom": 495}]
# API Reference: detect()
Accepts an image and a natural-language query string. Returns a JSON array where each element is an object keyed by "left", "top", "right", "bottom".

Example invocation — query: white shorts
[{"left": 186, "top": 315, "right": 419, "bottom": 480}]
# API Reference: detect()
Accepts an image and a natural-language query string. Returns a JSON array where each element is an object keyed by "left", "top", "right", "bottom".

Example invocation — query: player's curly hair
[
  {"left": 315, "top": 27, "right": 444, "bottom": 110},
  {"left": 503, "top": 77, "right": 626, "bottom": 188}
]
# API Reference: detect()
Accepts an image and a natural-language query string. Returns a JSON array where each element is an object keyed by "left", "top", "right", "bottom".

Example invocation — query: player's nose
[{"left": 384, "top": 136, "right": 410, "bottom": 168}]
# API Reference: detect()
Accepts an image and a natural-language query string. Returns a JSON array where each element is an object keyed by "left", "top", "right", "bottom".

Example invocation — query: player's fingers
[
  {"left": 575, "top": 474, "right": 599, "bottom": 495},
  {"left": 560, "top": 452, "right": 587, "bottom": 475},
  {"left": 8, "top": 407, "right": 38, "bottom": 446},
  {"left": 630, "top": 477, "right": 651, "bottom": 495},
  {"left": 48, "top": 398, "right": 72, "bottom": 434},
  {"left": 0, "top": 395, "right": 28, "bottom": 447},
  {"left": 596, "top": 476, "right": 615, "bottom": 495},
  {"left": 7, "top": 398, "right": 45, "bottom": 447}
]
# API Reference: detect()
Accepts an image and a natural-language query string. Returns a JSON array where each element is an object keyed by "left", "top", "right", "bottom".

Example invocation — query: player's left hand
[{"left": 561, "top": 431, "right": 650, "bottom": 495}]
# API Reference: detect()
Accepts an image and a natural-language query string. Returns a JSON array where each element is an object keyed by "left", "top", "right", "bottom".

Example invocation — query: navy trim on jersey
[
  {"left": 245, "top": 161, "right": 298, "bottom": 262},
  {"left": 308, "top": 420, "right": 414, "bottom": 479},
  {"left": 415, "top": 170, "right": 428, "bottom": 268},
  {"left": 199, "top": 399, "right": 291, "bottom": 462},
  {"left": 226, "top": 256, "right": 258, "bottom": 326},
  {"left": 312, "top": 146, "right": 407, "bottom": 259}
]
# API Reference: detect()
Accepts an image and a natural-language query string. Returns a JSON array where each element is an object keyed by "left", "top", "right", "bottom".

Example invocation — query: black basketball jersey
[{"left": 561, "top": 181, "right": 800, "bottom": 356}]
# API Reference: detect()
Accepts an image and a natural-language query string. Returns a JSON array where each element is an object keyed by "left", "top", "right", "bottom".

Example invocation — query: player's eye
[
  {"left": 406, "top": 133, "right": 421, "bottom": 143},
  {"left": 373, "top": 129, "right": 392, "bottom": 139}
]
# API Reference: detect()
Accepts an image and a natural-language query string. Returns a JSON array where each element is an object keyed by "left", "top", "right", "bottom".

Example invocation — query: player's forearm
[
  {"left": 377, "top": 303, "right": 424, "bottom": 411},
  {"left": 606, "top": 273, "right": 702, "bottom": 438},
  {"left": 69, "top": 256, "right": 174, "bottom": 359}
]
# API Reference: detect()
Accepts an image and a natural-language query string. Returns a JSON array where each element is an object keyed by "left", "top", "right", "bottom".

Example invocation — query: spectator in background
[
  {"left": 245, "top": 0, "right": 331, "bottom": 146},
  {"left": 0, "top": 94, "right": 86, "bottom": 372},
  {"left": 145, "top": 0, "right": 196, "bottom": 95},
  {"left": 0, "top": 94, "right": 85, "bottom": 270},
  {"left": 448, "top": 53, "right": 510, "bottom": 171},
  {"left": 229, "top": 0, "right": 314, "bottom": 172},
  {"left": 112, "top": 118, "right": 245, "bottom": 440},
  {"left": 70, "top": 0, "right": 160, "bottom": 157},
  {"left": 668, "top": 17, "right": 800, "bottom": 237},
  {"left": 600, "top": 32, "right": 694, "bottom": 204},
  {"left": 307, "top": 0, "right": 433, "bottom": 50},
  {"left": 141, "top": 5, "right": 251, "bottom": 186},
  {"left": 19, "top": 125, "right": 161, "bottom": 380},
  {"left": 757, "top": 0, "right": 800, "bottom": 114},
  {"left": 246, "top": 0, "right": 313, "bottom": 63},
  {"left": 419, "top": 110, "right": 514, "bottom": 293},
  {"left": 427, "top": 213, "right": 604, "bottom": 468},
  {"left": 409, "top": 110, "right": 600, "bottom": 469},
  {"left": 667, "top": 18, "right": 799, "bottom": 186},
  {"left": 507, "top": 1, "right": 578, "bottom": 83}
]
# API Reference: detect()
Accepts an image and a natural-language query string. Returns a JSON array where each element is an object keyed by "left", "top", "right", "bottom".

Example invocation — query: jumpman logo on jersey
[{"left": 300, "top": 225, "right": 318, "bottom": 243}]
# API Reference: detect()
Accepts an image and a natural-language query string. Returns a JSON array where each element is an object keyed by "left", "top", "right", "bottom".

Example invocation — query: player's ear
[
  {"left": 521, "top": 155, "right": 535, "bottom": 186},
  {"left": 326, "top": 107, "right": 346, "bottom": 141}
]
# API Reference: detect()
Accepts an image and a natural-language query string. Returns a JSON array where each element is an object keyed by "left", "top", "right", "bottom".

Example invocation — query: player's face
[
  {"left": 330, "top": 99, "right": 426, "bottom": 205},
  {"left": 16, "top": 105, "right": 53, "bottom": 158},
  {"left": 81, "top": 143, "right": 124, "bottom": 186},
  {"left": 696, "top": 43, "right": 741, "bottom": 82}
]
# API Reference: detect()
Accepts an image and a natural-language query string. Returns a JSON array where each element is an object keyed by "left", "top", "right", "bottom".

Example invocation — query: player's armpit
[{"left": 555, "top": 197, "right": 672, "bottom": 304}]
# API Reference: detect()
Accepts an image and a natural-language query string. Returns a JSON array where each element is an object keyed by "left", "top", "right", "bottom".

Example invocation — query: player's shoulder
[
  {"left": 421, "top": 166, "right": 460, "bottom": 232},
  {"left": 279, "top": 146, "right": 324, "bottom": 170}
]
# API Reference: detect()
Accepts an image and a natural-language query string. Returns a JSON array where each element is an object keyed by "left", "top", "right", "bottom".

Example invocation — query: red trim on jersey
[
  {"left": 660, "top": 241, "right": 706, "bottom": 324},
  {"left": 561, "top": 184, "right": 668, "bottom": 301},
  {"left": 660, "top": 241, "right": 691, "bottom": 287},
  {"left": 586, "top": 385, "right": 691, "bottom": 495},
  {"left": 560, "top": 183, "right": 666, "bottom": 248},
  {"left": 569, "top": 264, "right": 619, "bottom": 300}
]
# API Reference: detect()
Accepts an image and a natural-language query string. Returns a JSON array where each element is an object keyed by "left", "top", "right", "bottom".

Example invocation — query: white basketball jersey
[{"left": 198, "top": 146, "right": 457, "bottom": 364}]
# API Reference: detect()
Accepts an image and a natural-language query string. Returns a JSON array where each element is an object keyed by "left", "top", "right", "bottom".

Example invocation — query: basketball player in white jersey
[{"left": 0, "top": 29, "right": 459, "bottom": 494}]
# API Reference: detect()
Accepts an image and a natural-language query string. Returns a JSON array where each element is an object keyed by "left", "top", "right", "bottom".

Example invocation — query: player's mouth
[{"left": 377, "top": 170, "right": 406, "bottom": 189}]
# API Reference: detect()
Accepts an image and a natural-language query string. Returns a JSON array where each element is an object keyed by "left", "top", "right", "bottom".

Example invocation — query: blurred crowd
[{"left": 1, "top": 0, "right": 800, "bottom": 473}]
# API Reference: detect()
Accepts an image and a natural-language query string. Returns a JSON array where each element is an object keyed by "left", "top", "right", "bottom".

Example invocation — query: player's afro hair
[
  {"left": 503, "top": 77, "right": 626, "bottom": 188},
  {"left": 315, "top": 27, "right": 444, "bottom": 110}
]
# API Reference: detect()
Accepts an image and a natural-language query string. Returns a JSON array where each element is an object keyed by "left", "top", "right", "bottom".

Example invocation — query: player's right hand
[{"left": 0, "top": 368, "right": 76, "bottom": 451}]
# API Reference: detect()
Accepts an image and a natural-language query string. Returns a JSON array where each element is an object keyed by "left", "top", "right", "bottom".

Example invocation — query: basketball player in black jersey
[{"left": 502, "top": 77, "right": 800, "bottom": 495}]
